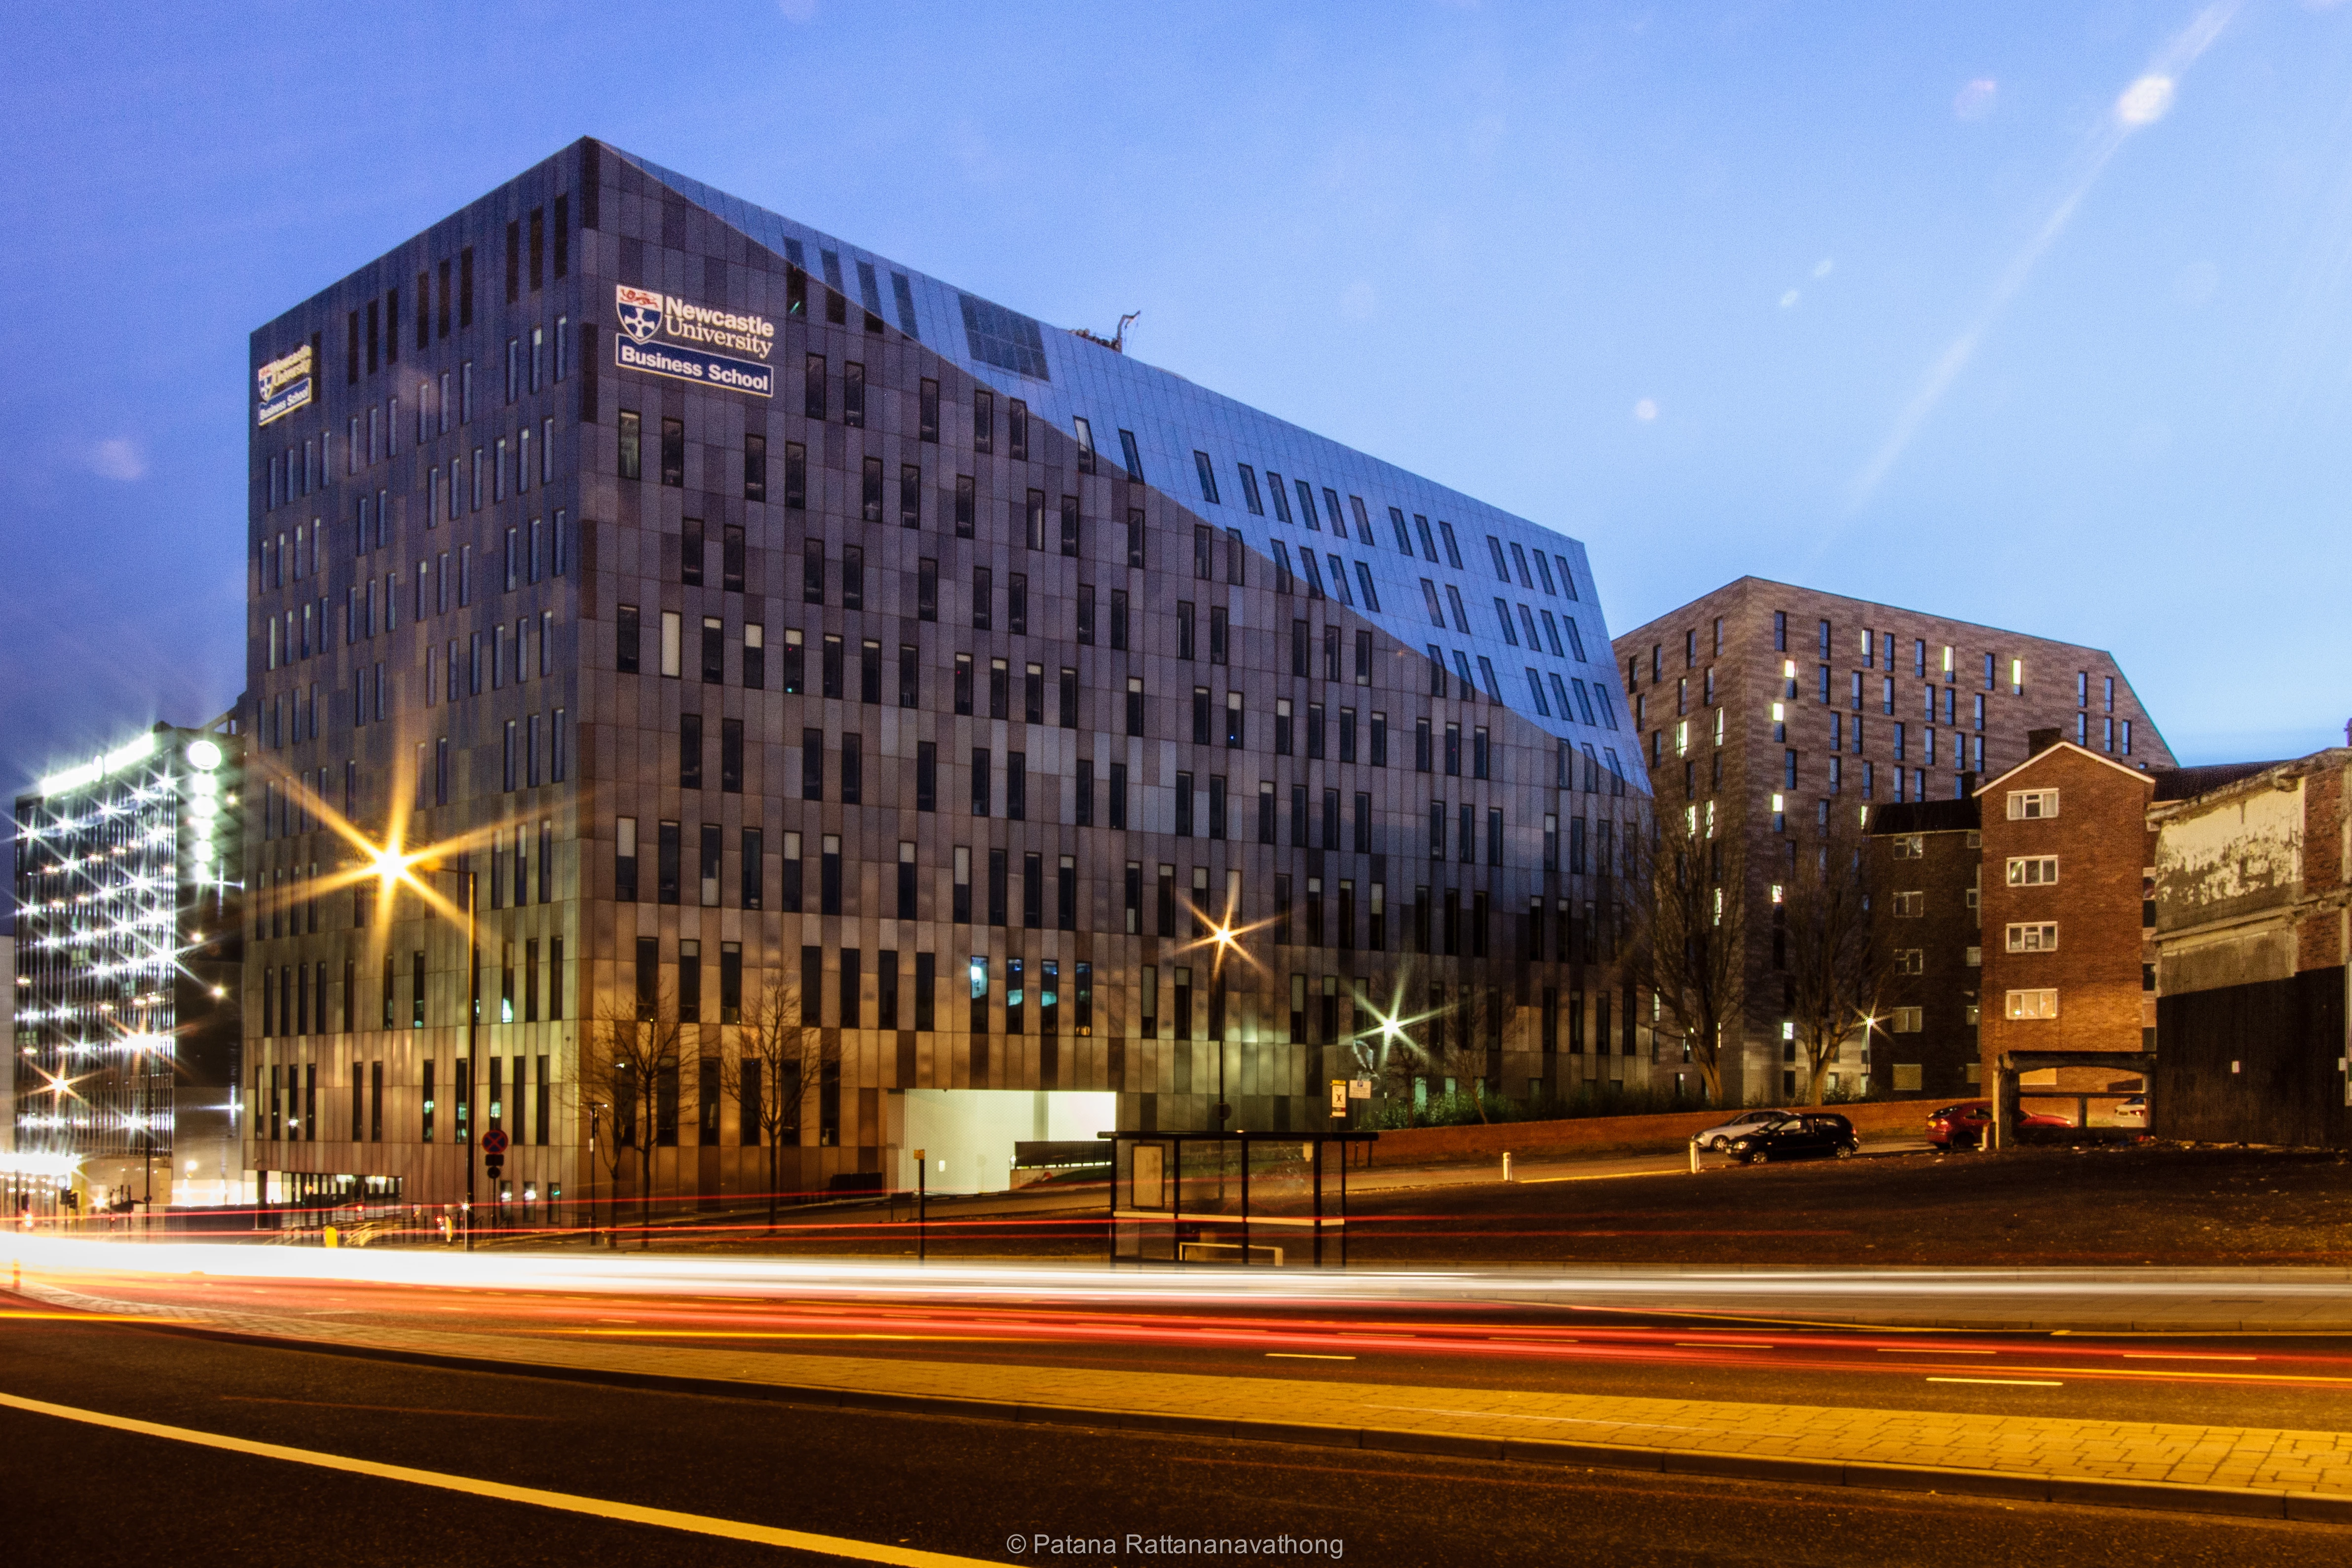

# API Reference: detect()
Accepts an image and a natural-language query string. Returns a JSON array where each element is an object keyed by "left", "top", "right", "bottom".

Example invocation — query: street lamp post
[
  {"left": 1209, "top": 919, "right": 1237, "bottom": 1131},
  {"left": 452, "top": 866, "right": 477, "bottom": 1252},
  {"left": 363, "top": 839, "right": 488, "bottom": 1254}
]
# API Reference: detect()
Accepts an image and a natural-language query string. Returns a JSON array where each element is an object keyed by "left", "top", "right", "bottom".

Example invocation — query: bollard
[
  {"left": 1688, "top": 1137, "right": 1701, "bottom": 1175},
  {"left": 1502, "top": 1151, "right": 1514, "bottom": 1183},
  {"left": 323, "top": 1225, "right": 339, "bottom": 1249}
]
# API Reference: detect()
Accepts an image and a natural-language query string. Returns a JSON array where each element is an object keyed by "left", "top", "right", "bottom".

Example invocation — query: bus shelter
[{"left": 1100, "top": 1130, "right": 1377, "bottom": 1268}]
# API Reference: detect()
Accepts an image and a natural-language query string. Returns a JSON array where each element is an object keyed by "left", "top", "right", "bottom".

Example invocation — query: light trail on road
[{"left": 16, "top": 1236, "right": 2352, "bottom": 1411}]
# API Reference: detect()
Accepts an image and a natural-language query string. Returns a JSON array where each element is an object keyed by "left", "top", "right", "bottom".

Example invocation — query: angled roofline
[
  {"left": 600, "top": 140, "right": 1641, "bottom": 767},
  {"left": 1973, "top": 739, "right": 2154, "bottom": 798},
  {"left": 2146, "top": 746, "right": 2352, "bottom": 823}
]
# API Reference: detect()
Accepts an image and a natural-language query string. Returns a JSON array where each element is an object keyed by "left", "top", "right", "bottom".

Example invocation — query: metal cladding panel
[{"left": 617, "top": 149, "right": 1639, "bottom": 786}]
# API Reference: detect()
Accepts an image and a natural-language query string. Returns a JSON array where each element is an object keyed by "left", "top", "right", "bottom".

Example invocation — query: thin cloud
[
  {"left": 1850, "top": 3, "right": 2240, "bottom": 507},
  {"left": 88, "top": 437, "right": 146, "bottom": 482}
]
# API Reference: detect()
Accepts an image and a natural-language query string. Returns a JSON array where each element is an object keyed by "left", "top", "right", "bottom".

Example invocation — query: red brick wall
[
  {"left": 1366, "top": 1097, "right": 1945, "bottom": 1165},
  {"left": 1979, "top": 746, "right": 2153, "bottom": 1076},
  {"left": 2295, "top": 763, "right": 2345, "bottom": 972}
]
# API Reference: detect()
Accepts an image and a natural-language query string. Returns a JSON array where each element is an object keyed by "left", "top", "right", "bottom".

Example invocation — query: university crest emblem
[{"left": 616, "top": 285, "right": 664, "bottom": 344}]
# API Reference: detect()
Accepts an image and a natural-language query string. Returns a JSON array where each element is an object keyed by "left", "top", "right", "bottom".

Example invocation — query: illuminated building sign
[
  {"left": 612, "top": 284, "right": 774, "bottom": 397},
  {"left": 256, "top": 344, "right": 314, "bottom": 427}
]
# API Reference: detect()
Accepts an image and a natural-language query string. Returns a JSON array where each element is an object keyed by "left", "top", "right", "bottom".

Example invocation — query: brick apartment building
[
  {"left": 1975, "top": 739, "right": 2161, "bottom": 1118},
  {"left": 1615, "top": 577, "right": 2174, "bottom": 1103},
  {"left": 1864, "top": 796, "right": 1980, "bottom": 1100}
]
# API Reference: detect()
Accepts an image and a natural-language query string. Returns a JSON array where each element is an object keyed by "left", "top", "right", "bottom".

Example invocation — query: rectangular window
[
  {"left": 657, "top": 820, "right": 682, "bottom": 905},
  {"left": 2006, "top": 921, "right": 2060, "bottom": 953},
  {"left": 2007, "top": 789, "right": 2059, "bottom": 820},
  {"left": 2006, "top": 856, "right": 2060, "bottom": 886},
  {"left": 1237, "top": 464, "right": 1265, "bottom": 515},
  {"left": 660, "top": 418, "right": 684, "bottom": 487},
  {"left": 2005, "top": 989, "right": 2059, "bottom": 1021},
  {"left": 804, "top": 353, "right": 827, "bottom": 419},
  {"left": 1194, "top": 450, "right": 1220, "bottom": 504},
  {"left": 742, "top": 434, "right": 766, "bottom": 501}
]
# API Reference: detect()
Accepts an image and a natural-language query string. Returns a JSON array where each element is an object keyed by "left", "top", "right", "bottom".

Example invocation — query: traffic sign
[{"left": 481, "top": 1128, "right": 510, "bottom": 1155}]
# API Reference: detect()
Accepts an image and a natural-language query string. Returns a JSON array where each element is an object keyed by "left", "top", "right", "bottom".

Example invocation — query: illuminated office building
[
  {"left": 10, "top": 720, "right": 245, "bottom": 1210},
  {"left": 244, "top": 139, "right": 1647, "bottom": 1210}
]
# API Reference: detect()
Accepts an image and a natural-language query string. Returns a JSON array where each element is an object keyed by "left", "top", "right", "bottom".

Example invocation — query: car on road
[
  {"left": 2115, "top": 1094, "right": 2147, "bottom": 1124},
  {"left": 1692, "top": 1109, "right": 1787, "bottom": 1151},
  {"left": 1724, "top": 1114, "right": 1860, "bottom": 1164},
  {"left": 1926, "top": 1101, "right": 2073, "bottom": 1149}
]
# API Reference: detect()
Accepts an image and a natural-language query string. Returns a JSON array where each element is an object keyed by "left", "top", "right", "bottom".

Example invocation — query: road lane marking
[
  {"left": 222, "top": 1396, "right": 559, "bottom": 1421},
  {"left": 1876, "top": 1347, "right": 1993, "bottom": 1354},
  {"left": 545, "top": 1330, "right": 1015, "bottom": 1341},
  {"left": 1925, "top": 1377, "right": 2063, "bottom": 1386},
  {"left": 1265, "top": 1353, "right": 1357, "bottom": 1361},
  {"left": 2122, "top": 1352, "right": 2256, "bottom": 1361},
  {"left": 0, "top": 1388, "right": 994, "bottom": 1566},
  {"left": 1362, "top": 1403, "right": 1707, "bottom": 1432},
  {"left": 1673, "top": 1342, "right": 1773, "bottom": 1349}
]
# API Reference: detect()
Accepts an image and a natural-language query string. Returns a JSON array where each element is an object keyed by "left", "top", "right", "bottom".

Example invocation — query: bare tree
[
  {"left": 1783, "top": 805, "right": 1887, "bottom": 1105},
  {"left": 720, "top": 964, "right": 829, "bottom": 1232},
  {"left": 1623, "top": 797, "right": 1748, "bottom": 1103},
  {"left": 582, "top": 991, "right": 683, "bottom": 1249}
]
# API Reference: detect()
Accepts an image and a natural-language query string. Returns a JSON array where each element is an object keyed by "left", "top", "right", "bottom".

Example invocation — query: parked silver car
[{"left": 1692, "top": 1109, "right": 1787, "bottom": 1151}]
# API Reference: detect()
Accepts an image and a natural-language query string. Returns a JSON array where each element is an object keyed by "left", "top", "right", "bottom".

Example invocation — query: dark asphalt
[{"left": 5, "top": 1307, "right": 2351, "bottom": 1567}]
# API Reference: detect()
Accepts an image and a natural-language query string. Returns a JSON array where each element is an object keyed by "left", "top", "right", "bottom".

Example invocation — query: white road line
[
  {"left": 1265, "top": 1353, "right": 1356, "bottom": 1361},
  {"left": 0, "top": 1389, "right": 993, "bottom": 1566},
  {"left": 1925, "top": 1377, "right": 2063, "bottom": 1387}
]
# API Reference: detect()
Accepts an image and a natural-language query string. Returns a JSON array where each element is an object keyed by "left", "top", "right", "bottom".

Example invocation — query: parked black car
[{"left": 1725, "top": 1114, "right": 1860, "bottom": 1164}]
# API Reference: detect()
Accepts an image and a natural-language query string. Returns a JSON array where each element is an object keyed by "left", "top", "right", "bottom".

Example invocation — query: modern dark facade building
[
  {"left": 11, "top": 719, "right": 246, "bottom": 1212},
  {"left": 1614, "top": 577, "right": 2174, "bottom": 1104},
  {"left": 240, "top": 139, "right": 1647, "bottom": 1211}
]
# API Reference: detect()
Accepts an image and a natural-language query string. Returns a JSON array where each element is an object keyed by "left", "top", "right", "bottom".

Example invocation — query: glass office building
[
  {"left": 243, "top": 139, "right": 1649, "bottom": 1213},
  {"left": 11, "top": 721, "right": 245, "bottom": 1214}
]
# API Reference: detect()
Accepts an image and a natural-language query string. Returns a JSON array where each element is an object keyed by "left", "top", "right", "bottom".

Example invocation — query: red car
[{"left": 1925, "top": 1101, "right": 2071, "bottom": 1149}]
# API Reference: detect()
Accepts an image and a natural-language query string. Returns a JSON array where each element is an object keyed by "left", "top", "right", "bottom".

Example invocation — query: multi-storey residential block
[
  {"left": 1614, "top": 577, "right": 2173, "bottom": 1103},
  {"left": 1976, "top": 737, "right": 2161, "bottom": 1120},
  {"left": 11, "top": 720, "right": 245, "bottom": 1213},
  {"left": 240, "top": 139, "right": 1648, "bottom": 1213},
  {"left": 1864, "top": 796, "right": 1981, "bottom": 1100}
]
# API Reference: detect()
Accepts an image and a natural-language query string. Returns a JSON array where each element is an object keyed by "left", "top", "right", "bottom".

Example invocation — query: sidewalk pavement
[
  {"left": 838, "top": 1137, "right": 1938, "bottom": 1225},
  {"left": 17, "top": 1267, "right": 2352, "bottom": 1523}
]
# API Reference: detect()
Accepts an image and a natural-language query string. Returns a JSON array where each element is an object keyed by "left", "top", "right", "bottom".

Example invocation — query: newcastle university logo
[
  {"left": 616, "top": 285, "right": 665, "bottom": 344},
  {"left": 611, "top": 282, "right": 776, "bottom": 398}
]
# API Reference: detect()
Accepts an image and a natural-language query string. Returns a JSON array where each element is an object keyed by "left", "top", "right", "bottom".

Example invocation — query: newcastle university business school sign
[{"left": 612, "top": 284, "right": 774, "bottom": 396}]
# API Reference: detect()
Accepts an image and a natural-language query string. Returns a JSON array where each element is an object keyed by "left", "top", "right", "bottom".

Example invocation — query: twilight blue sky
[{"left": 3, "top": 0, "right": 2349, "bottom": 784}]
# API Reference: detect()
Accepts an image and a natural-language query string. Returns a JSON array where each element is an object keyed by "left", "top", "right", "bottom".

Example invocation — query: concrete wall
[{"left": 2151, "top": 751, "right": 2352, "bottom": 1147}]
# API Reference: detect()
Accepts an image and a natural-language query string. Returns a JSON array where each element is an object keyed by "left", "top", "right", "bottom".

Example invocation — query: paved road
[
  {"left": 6, "top": 1307, "right": 2349, "bottom": 1567},
  {"left": 22, "top": 1238, "right": 2352, "bottom": 1434}
]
